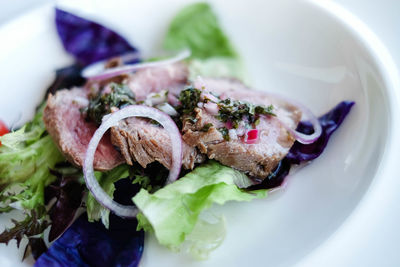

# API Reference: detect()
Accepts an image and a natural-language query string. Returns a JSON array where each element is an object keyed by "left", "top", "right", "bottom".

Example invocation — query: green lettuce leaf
[
  {"left": 0, "top": 105, "right": 46, "bottom": 151},
  {"left": 86, "top": 165, "right": 130, "bottom": 228},
  {"left": 133, "top": 161, "right": 266, "bottom": 249},
  {"left": 164, "top": 3, "right": 237, "bottom": 59},
  {"left": 0, "top": 105, "right": 64, "bottom": 209},
  {"left": 182, "top": 212, "right": 226, "bottom": 260},
  {"left": 0, "top": 105, "right": 65, "bottom": 255},
  {"left": 188, "top": 57, "right": 249, "bottom": 83},
  {"left": 164, "top": 3, "right": 249, "bottom": 83}
]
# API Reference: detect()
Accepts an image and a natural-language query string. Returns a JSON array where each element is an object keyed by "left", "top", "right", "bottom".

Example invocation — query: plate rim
[
  {"left": 297, "top": 0, "right": 400, "bottom": 265},
  {"left": 0, "top": 1, "right": 399, "bottom": 266}
]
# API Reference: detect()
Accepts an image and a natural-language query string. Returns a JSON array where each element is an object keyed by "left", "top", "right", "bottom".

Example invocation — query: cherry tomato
[{"left": 0, "top": 120, "right": 9, "bottom": 146}]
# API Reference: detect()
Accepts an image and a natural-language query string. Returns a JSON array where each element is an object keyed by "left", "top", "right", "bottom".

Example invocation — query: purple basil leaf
[
  {"left": 55, "top": 8, "right": 138, "bottom": 65},
  {"left": 24, "top": 237, "right": 48, "bottom": 260},
  {"left": 45, "top": 64, "right": 86, "bottom": 97},
  {"left": 286, "top": 101, "right": 355, "bottom": 164},
  {"left": 47, "top": 169, "right": 85, "bottom": 242},
  {"left": 36, "top": 179, "right": 144, "bottom": 267},
  {"left": 35, "top": 214, "right": 144, "bottom": 267},
  {"left": 0, "top": 209, "right": 49, "bottom": 248}
]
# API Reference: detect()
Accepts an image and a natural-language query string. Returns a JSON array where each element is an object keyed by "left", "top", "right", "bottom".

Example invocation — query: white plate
[{"left": 0, "top": 1, "right": 399, "bottom": 266}]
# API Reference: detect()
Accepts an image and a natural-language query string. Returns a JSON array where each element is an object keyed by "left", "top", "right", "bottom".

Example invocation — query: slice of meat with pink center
[
  {"left": 43, "top": 88, "right": 124, "bottom": 171},
  {"left": 127, "top": 62, "right": 188, "bottom": 101},
  {"left": 111, "top": 117, "right": 204, "bottom": 170},
  {"left": 183, "top": 78, "right": 302, "bottom": 178},
  {"left": 110, "top": 61, "right": 205, "bottom": 170}
]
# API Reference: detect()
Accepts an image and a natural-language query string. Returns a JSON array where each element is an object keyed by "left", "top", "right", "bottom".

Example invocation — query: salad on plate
[{"left": 0, "top": 3, "right": 354, "bottom": 266}]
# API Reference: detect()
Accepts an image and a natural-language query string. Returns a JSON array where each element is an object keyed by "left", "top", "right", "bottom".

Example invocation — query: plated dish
[
  {"left": 0, "top": 0, "right": 396, "bottom": 267},
  {"left": 0, "top": 2, "right": 354, "bottom": 265}
]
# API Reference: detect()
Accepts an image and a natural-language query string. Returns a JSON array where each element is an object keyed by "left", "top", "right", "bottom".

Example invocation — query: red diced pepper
[
  {"left": 244, "top": 129, "right": 258, "bottom": 144},
  {"left": 0, "top": 120, "right": 9, "bottom": 146}
]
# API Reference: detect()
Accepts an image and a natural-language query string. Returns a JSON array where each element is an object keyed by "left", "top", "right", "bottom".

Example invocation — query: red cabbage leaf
[
  {"left": 0, "top": 209, "right": 49, "bottom": 255},
  {"left": 249, "top": 101, "right": 355, "bottom": 190},
  {"left": 45, "top": 64, "right": 86, "bottom": 96},
  {"left": 46, "top": 167, "right": 85, "bottom": 242},
  {"left": 286, "top": 101, "right": 355, "bottom": 164},
  {"left": 36, "top": 179, "right": 144, "bottom": 267},
  {"left": 34, "top": 214, "right": 144, "bottom": 267},
  {"left": 55, "top": 8, "right": 138, "bottom": 66}
]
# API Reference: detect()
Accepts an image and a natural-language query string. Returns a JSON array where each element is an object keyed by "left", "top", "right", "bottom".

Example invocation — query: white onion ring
[
  {"left": 83, "top": 105, "right": 183, "bottom": 218},
  {"left": 81, "top": 51, "right": 141, "bottom": 79},
  {"left": 269, "top": 97, "right": 322, "bottom": 144},
  {"left": 204, "top": 102, "right": 219, "bottom": 115},
  {"left": 258, "top": 91, "right": 322, "bottom": 144},
  {"left": 167, "top": 93, "right": 180, "bottom": 107},
  {"left": 281, "top": 100, "right": 322, "bottom": 144},
  {"left": 156, "top": 103, "right": 178, "bottom": 117},
  {"left": 83, "top": 50, "right": 191, "bottom": 81}
]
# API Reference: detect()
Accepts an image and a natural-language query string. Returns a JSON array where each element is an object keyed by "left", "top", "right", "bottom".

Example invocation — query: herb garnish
[
  {"left": 255, "top": 105, "right": 275, "bottom": 116},
  {"left": 0, "top": 208, "right": 49, "bottom": 259},
  {"left": 177, "top": 86, "right": 202, "bottom": 115},
  {"left": 200, "top": 123, "right": 214, "bottom": 132},
  {"left": 130, "top": 162, "right": 169, "bottom": 194},
  {"left": 218, "top": 127, "right": 230, "bottom": 141},
  {"left": 177, "top": 85, "right": 276, "bottom": 136},
  {"left": 83, "top": 83, "right": 136, "bottom": 124},
  {"left": 217, "top": 98, "right": 275, "bottom": 126}
]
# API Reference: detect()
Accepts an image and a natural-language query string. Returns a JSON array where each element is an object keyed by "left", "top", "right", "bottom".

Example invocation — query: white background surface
[
  {"left": 335, "top": 0, "right": 400, "bottom": 71},
  {"left": 301, "top": 2, "right": 400, "bottom": 266},
  {"left": 0, "top": 1, "right": 399, "bottom": 266},
  {"left": 2, "top": 0, "right": 399, "bottom": 69}
]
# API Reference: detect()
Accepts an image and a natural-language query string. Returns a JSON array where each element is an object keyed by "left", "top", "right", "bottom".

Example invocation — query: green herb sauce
[{"left": 83, "top": 83, "right": 136, "bottom": 124}]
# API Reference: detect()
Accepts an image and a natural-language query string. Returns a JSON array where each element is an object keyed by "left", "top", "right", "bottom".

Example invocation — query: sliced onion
[
  {"left": 146, "top": 90, "right": 168, "bottom": 106},
  {"left": 168, "top": 93, "right": 180, "bottom": 107},
  {"left": 200, "top": 92, "right": 219, "bottom": 103},
  {"left": 225, "top": 120, "right": 233, "bottom": 130},
  {"left": 83, "top": 105, "right": 182, "bottom": 218},
  {"left": 274, "top": 99, "right": 322, "bottom": 144},
  {"left": 81, "top": 51, "right": 141, "bottom": 78},
  {"left": 244, "top": 129, "right": 259, "bottom": 144},
  {"left": 156, "top": 103, "right": 178, "bottom": 117},
  {"left": 259, "top": 92, "right": 322, "bottom": 145},
  {"left": 236, "top": 122, "right": 246, "bottom": 136},
  {"left": 204, "top": 102, "right": 219, "bottom": 115},
  {"left": 83, "top": 50, "right": 191, "bottom": 81}
]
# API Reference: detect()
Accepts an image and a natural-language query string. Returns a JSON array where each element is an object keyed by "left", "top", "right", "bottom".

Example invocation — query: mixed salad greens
[{"left": 0, "top": 3, "right": 354, "bottom": 266}]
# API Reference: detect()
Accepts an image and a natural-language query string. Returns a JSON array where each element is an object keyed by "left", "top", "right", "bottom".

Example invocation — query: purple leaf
[
  {"left": 0, "top": 210, "right": 49, "bottom": 247},
  {"left": 24, "top": 238, "right": 48, "bottom": 260},
  {"left": 248, "top": 101, "right": 355, "bottom": 190},
  {"left": 47, "top": 169, "right": 85, "bottom": 242},
  {"left": 34, "top": 214, "right": 144, "bottom": 267},
  {"left": 247, "top": 157, "right": 291, "bottom": 190},
  {"left": 0, "top": 209, "right": 49, "bottom": 260},
  {"left": 55, "top": 8, "right": 138, "bottom": 65},
  {"left": 286, "top": 101, "right": 355, "bottom": 164},
  {"left": 45, "top": 64, "right": 86, "bottom": 96},
  {"left": 37, "top": 179, "right": 144, "bottom": 267}
]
